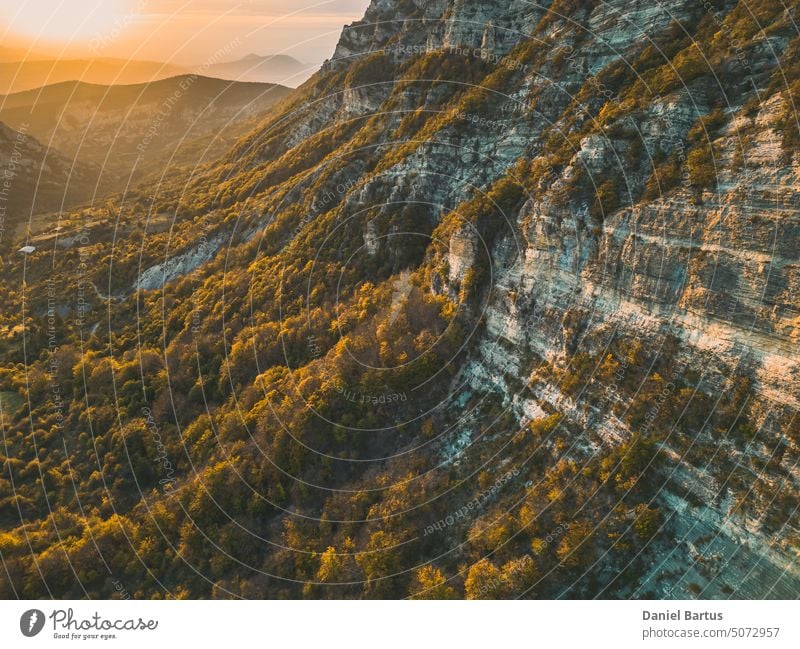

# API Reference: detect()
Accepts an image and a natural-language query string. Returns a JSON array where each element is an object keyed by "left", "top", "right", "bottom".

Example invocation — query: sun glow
[{"left": 2, "top": 0, "right": 133, "bottom": 46}]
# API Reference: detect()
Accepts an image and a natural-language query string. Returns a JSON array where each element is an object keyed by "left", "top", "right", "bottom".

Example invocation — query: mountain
[
  {"left": 0, "top": 0, "right": 798, "bottom": 600},
  {"left": 0, "top": 57, "right": 187, "bottom": 94},
  {"left": 202, "top": 53, "right": 309, "bottom": 87},
  {"left": 0, "top": 76, "right": 292, "bottom": 193},
  {"left": 0, "top": 54, "right": 309, "bottom": 94},
  {"left": 0, "top": 121, "right": 95, "bottom": 244}
]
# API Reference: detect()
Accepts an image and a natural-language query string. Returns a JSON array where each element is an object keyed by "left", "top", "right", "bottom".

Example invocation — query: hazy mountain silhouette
[
  {"left": 0, "top": 75, "right": 292, "bottom": 193},
  {"left": 201, "top": 53, "right": 309, "bottom": 86},
  {"left": 0, "top": 53, "right": 310, "bottom": 94},
  {"left": 0, "top": 57, "right": 188, "bottom": 94}
]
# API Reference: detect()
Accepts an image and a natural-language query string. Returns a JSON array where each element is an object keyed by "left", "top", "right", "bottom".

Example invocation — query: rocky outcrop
[
  {"left": 135, "top": 234, "right": 224, "bottom": 291},
  {"left": 448, "top": 225, "right": 478, "bottom": 285}
]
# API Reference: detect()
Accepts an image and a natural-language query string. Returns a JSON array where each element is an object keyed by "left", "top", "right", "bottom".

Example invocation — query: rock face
[
  {"left": 364, "top": 219, "right": 380, "bottom": 256},
  {"left": 149, "top": 0, "right": 797, "bottom": 598},
  {"left": 448, "top": 226, "right": 478, "bottom": 285},
  {"left": 135, "top": 234, "right": 225, "bottom": 291},
  {"left": 316, "top": 0, "right": 800, "bottom": 597}
]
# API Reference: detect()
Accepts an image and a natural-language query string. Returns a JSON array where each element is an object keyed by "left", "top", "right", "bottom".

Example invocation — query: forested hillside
[{"left": 0, "top": 0, "right": 798, "bottom": 599}]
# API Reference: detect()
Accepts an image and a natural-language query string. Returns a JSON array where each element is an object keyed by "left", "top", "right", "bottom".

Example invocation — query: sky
[{"left": 0, "top": 0, "right": 371, "bottom": 66}]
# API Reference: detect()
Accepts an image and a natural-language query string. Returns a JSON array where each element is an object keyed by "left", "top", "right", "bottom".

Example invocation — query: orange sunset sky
[{"left": 0, "top": 0, "right": 370, "bottom": 66}]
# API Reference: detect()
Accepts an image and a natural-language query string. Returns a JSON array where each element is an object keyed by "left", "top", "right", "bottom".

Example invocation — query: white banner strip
[{"left": 2, "top": 600, "right": 798, "bottom": 648}]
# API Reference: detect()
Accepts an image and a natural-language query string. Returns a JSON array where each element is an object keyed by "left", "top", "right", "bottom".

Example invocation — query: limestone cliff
[{"left": 319, "top": 0, "right": 800, "bottom": 598}]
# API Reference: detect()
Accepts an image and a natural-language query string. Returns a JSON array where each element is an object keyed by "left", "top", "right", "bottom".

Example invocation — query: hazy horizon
[{"left": 0, "top": 0, "right": 370, "bottom": 68}]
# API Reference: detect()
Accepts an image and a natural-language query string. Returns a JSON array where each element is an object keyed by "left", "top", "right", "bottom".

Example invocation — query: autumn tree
[{"left": 408, "top": 565, "right": 457, "bottom": 599}]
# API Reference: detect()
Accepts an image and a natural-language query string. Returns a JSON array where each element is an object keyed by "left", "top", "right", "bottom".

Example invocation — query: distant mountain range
[
  {"left": 0, "top": 53, "right": 308, "bottom": 94},
  {"left": 0, "top": 58, "right": 187, "bottom": 94},
  {"left": 202, "top": 53, "right": 308, "bottom": 85},
  {"left": 0, "top": 75, "right": 292, "bottom": 195}
]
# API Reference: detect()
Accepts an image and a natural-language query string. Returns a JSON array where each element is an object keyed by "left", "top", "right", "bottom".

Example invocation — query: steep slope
[{"left": 0, "top": 0, "right": 798, "bottom": 600}]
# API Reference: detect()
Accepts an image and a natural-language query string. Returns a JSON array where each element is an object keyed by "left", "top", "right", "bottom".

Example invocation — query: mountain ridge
[
  {"left": 0, "top": 74, "right": 292, "bottom": 196},
  {"left": 0, "top": 0, "right": 797, "bottom": 600},
  {"left": 0, "top": 53, "right": 310, "bottom": 94}
]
